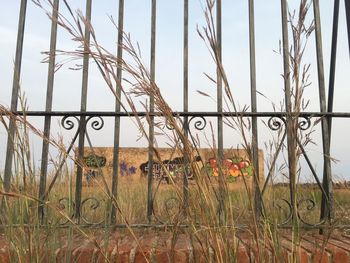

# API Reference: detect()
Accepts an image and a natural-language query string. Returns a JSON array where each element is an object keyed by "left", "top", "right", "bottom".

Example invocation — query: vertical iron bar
[
  {"left": 216, "top": 0, "right": 225, "bottom": 222},
  {"left": 183, "top": 0, "right": 189, "bottom": 215},
  {"left": 110, "top": 0, "right": 124, "bottom": 225},
  {"left": 280, "top": 0, "right": 297, "bottom": 223},
  {"left": 75, "top": 0, "right": 92, "bottom": 222},
  {"left": 4, "top": 0, "right": 28, "bottom": 192},
  {"left": 248, "top": 0, "right": 262, "bottom": 218},
  {"left": 323, "top": 1, "right": 340, "bottom": 218},
  {"left": 147, "top": 0, "right": 157, "bottom": 222},
  {"left": 344, "top": 0, "right": 350, "bottom": 54},
  {"left": 327, "top": 0, "right": 339, "bottom": 137},
  {"left": 38, "top": 0, "right": 59, "bottom": 222},
  {"left": 312, "top": 0, "right": 333, "bottom": 223}
]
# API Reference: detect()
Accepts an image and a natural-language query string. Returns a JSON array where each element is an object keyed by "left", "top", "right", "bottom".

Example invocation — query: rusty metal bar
[
  {"left": 248, "top": 0, "right": 262, "bottom": 218},
  {"left": 147, "top": 0, "right": 157, "bottom": 222},
  {"left": 312, "top": 0, "right": 333, "bottom": 223},
  {"left": 110, "top": 0, "right": 124, "bottom": 225},
  {"left": 75, "top": 0, "right": 92, "bottom": 222},
  {"left": 38, "top": 0, "right": 60, "bottom": 222},
  {"left": 4, "top": 0, "right": 28, "bottom": 192}
]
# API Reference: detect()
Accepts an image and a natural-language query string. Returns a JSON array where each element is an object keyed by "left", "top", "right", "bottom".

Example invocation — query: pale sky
[{"left": 1, "top": 0, "right": 350, "bottom": 181}]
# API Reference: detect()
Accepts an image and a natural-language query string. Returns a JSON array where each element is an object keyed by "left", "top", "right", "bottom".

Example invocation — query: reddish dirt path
[{"left": 1, "top": 231, "right": 350, "bottom": 262}]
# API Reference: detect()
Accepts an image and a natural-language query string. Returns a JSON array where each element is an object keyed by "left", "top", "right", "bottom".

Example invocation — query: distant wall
[{"left": 80, "top": 147, "right": 264, "bottom": 184}]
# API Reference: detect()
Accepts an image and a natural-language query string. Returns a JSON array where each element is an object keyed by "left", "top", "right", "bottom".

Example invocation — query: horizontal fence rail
[{"left": 4, "top": 111, "right": 350, "bottom": 118}]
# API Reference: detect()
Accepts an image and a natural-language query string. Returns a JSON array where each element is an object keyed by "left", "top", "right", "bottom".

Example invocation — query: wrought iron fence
[{"left": 1, "top": 0, "right": 350, "bottom": 229}]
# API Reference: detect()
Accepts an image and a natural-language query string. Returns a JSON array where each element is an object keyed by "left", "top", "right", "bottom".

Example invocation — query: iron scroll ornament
[
  {"left": 267, "top": 116, "right": 286, "bottom": 131},
  {"left": 273, "top": 198, "right": 293, "bottom": 226},
  {"left": 267, "top": 116, "right": 312, "bottom": 132},
  {"left": 296, "top": 198, "right": 326, "bottom": 227},
  {"left": 86, "top": 116, "right": 104, "bottom": 131},
  {"left": 56, "top": 197, "right": 105, "bottom": 225},
  {"left": 81, "top": 197, "right": 105, "bottom": 225},
  {"left": 273, "top": 198, "right": 326, "bottom": 227},
  {"left": 57, "top": 198, "right": 75, "bottom": 225},
  {"left": 164, "top": 116, "right": 207, "bottom": 131},
  {"left": 165, "top": 117, "right": 177, "bottom": 130},
  {"left": 61, "top": 116, "right": 79, "bottom": 130},
  {"left": 152, "top": 196, "right": 183, "bottom": 225},
  {"left": 189, "top": 116, "right": 207, "bottom": 130},
  {"left": 60, "top": 115, "right": 105, "bottom": 131},
  {"left": 298, "top": 116, "right": 312, "bottom": 131}
]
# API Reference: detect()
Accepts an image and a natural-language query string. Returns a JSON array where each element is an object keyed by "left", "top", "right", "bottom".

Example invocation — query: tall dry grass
[{"left": 0, "top": 0, "right": 345, "bottom": 262}]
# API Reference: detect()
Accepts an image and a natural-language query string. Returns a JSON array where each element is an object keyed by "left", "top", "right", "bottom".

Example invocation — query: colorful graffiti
[
  {"left": 83, "top": 154, "right": 106, "bottom": 183},
  {"left": 83, "top": 155, "right": 137, "bottom": 182},
  {"left": 203, "top": 158, "right": 253, "bottom": 182},
  {"left": 83, "top": 154, "right": 107, "bottom": 168},
  {"left": 120, "top": 161, "right": 137, "bottom": 176},
  {"left": 140, "top": 156, "right": 201, "bottom": 181}
]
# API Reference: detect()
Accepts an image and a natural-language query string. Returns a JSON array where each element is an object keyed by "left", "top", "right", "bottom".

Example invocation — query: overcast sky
[{"left": 1, "top": 0, "right": 350, "bottom": 181}]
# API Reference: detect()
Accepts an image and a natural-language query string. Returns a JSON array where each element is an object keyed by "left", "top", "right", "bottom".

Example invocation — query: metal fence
[{"left": 1, "top": 0, "right": 350, "bottom": 229}]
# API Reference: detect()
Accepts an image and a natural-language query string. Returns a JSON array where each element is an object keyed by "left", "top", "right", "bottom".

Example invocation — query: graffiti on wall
[
  {"left": 83, "top": 154, "right": 107, "bottom": 183},
  {"left": 83, "top": 154, "right": 107, "bottom": 168},
  {"left": 203, "top": 158, "right": 253, "bottom": 182},
  {"left": 140, "top": 156, "right": 201, "bottom": 181},
  {"left": 83, "top": 155, "right": 137, "bottom": 182},
  {"left": 81, "top": 153, "right": 253, "bottom": 184},
  {"left": 120, "top": 161, "right": 137, "bottom": 176}
]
